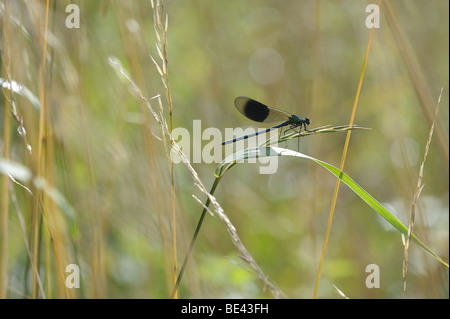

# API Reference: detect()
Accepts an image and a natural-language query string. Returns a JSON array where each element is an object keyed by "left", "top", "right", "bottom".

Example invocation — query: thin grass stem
[
  {"left": 402, "top": 87, "right": 443, "bottom": 298},
  {"left": 170, "top": 176, "right": 222, "bottom": 298},
  {"left": 313, "top": 0, "right": 381, "bottom": 299}
]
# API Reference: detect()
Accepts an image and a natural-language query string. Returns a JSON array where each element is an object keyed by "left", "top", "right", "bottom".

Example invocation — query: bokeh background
[{"left": 0, "top": 0, "right": 448, "bottom": 298}]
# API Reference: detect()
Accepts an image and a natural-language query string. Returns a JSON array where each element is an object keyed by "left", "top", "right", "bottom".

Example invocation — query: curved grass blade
[{"left": 216, "top": 146, "right": 449, "bottom": 268}]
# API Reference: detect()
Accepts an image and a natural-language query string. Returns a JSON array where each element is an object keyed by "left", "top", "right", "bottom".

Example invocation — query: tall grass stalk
[
  {"left": 402, "top": 88, "right": 443, "bottom": 298},
  {"left": 150, "top": 0, "right": 178, "bottom": 299},
  {"left": 0, "top": 3, "right": 12, "bottom": 297},
  {"left": 31, "top": 0, "right": 51, "bottom": 299},
  {"left": 312, "top": 0, "right": 381, "bottom": 299}
]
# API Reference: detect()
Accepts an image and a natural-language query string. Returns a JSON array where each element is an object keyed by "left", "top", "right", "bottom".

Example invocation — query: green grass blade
[{"left": 216, "top": 146, "right": 449, "bottom": 267}]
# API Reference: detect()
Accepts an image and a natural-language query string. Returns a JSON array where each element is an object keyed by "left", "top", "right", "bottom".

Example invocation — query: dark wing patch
[{"left": 234, "top": 97, "right": 270, "bottom": 122}]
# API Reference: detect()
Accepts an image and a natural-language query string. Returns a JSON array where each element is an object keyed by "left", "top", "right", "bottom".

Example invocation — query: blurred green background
[{"left": 0, "top": 0, "right": 448, "bottom": 298}]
